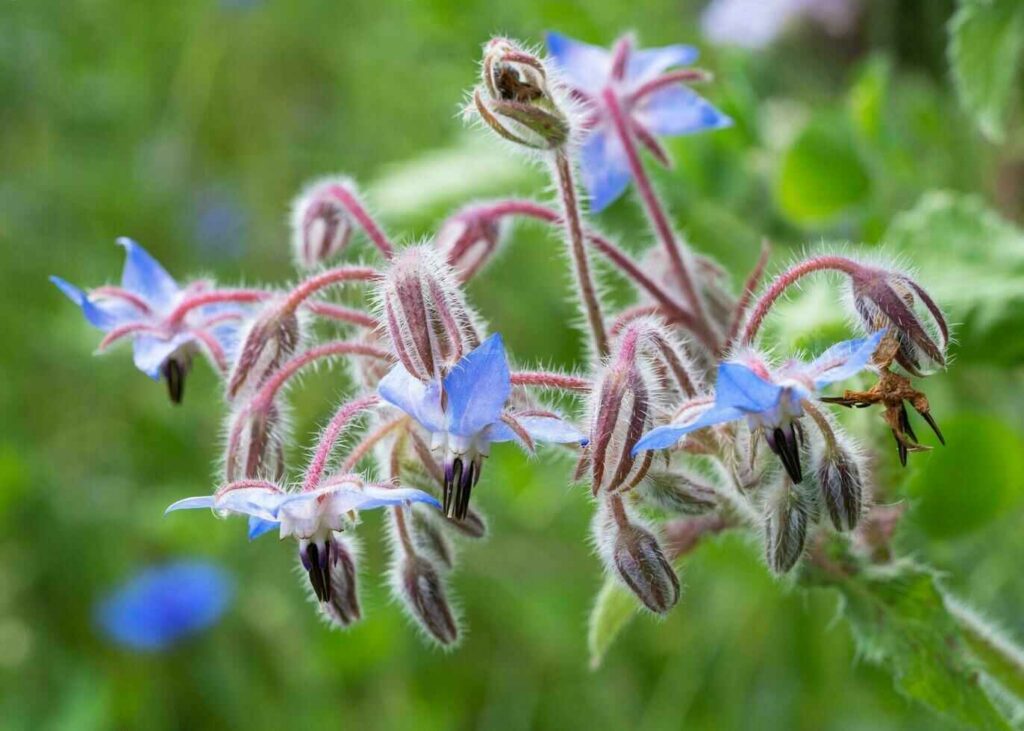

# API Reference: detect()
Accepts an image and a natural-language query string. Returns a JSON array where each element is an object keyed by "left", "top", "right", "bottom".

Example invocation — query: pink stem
[
  {"left": 304, "top": 301, "right": 379, "bottom": 329},
  {"left": 322, "top": 183, "right": 395, "bottom": 259},
  {"left": 726, "top": 240, "right": 771, "bottom": 350},
  {"left": 283, "top": 266, "right": 379, "bottom": 314},
  {"left": 98, "top": 323, "right": 168, "bottom": 351},
  {"left": 628, "top": 69, "right": 712, "bottom": 106},
  {"left": 601, "top": 87, "right": 715, "bottom": 347},
  {"left": 303, "top": 394, "right": 380, "bottom": 491},
  {"left": 192, "top": 329, "right": 229, "bottom": 373},
  {"left": 740, "top": 256, "right": 864, "bottom": 345},
  {"left": 610, "top": 304, "right": 662, "bottom": 335},
  {"left": 340, "top": 416, "right": 408, "bottom": 472},
  {"left": 511, "top": 371, "right": 590, "bottom": 391},
  {"left": 91, "top": 287, "right": 152, "bottom": 314},
  {"left": 196, "top": 311, "right": 245, "bottom": 329},
  {"left": 166, "top": 289, "right": 272, "bottom": 326}
]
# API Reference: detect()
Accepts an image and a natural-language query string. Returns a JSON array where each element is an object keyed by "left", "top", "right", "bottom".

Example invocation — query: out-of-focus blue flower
[
  {"left": 190, "top": 186, "right": 248, "bottom": 262},
  {"left": 378, "top": 333, "right": 587, "bottom": 519},
  {"left": 700, "top": 0, "right": 860, "bottom": 51},
  {"left": 545, "top": 32, "right": 732, "bottom": 212},
  {"left": 50, "top": 239, "right": 248, "bottom": 401},
  {"left": 633, "top": 330, "right": 884, "bottom": 482},
  {"left": 95, "top": 561, "right": 233, "bottom": 651}
]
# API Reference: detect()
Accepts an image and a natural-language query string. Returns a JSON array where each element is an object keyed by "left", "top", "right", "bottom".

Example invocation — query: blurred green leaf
[
  {"left": 776, "top": 116, "right": 871, "bottom": 225},
  {"left": 848, "top": 57, "right": 891, "bottom": 144},
  {"left": 905, "top": 415, "right": 1024, "bottom": 539},
  {"left": 814, "top": 559, "right": 1012, "bottom": 730},
  {"left": 945, "top": 595, "right": 1024, "bottom": 702},
  {"left": 885, "top": 191, "right": 1024, "bottom": 363},
  {"left": 948, "top": 0, "right": 1024, "bottom": 143},
  {"left": 587, "top": 578, "right": 640, "bottom": 670}
]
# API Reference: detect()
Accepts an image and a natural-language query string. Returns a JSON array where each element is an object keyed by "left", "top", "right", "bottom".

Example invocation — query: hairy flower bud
[
  {"left": 378, "top": 246, "right": 478, "bottom": 381},
  {"left": 290, "top": 177, "right": 355, "bottom": 270},
  {"left": 764, "top": 480, "right": 816, "bottom": 574},
  {"left": 227, "top": 304, "right": 302, "bottom": 401},
  {"left": 434, "top": 204, "right": 508, "bottom": 282},
  {"left": 815, "top": 442, "right": 866, "bottom": 532},
  {"left": 394, "top": 553, "right": 459, "bottom": 646},
  {"left": 848, "top": 267, "right": 949, "bottom": 376},
  {"left": 410, "top": 506, "right": 455, "bottom": 570},
  {"left": 224, "top": 400, "right": 288, "bottom": 482},
  {"left": 315, "top": 534, "right": 362, "bottom": 628},
  {"left": 639, "top": 468, "right": 718, "bottom": 515},
  {"left": 471, "top": 38, "right": 571, "bottom": 150}
]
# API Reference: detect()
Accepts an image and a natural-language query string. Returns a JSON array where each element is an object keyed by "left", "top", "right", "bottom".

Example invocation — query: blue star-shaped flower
[
  {"left": 378, "top": 333, "right": 588, "bottom": 519},
  {"left": 51, "top": 238, "right": 247, "bottom": 402},
  {"left": 633, "top": 330, "right": 885, "bottom": 482},
  {"left": 545, "top": 32, "right": 732, "bottom": 212}
]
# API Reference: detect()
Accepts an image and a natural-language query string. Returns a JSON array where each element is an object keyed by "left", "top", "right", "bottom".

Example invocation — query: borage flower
[
  {"left": 633, "top": 330, "right": 884, "bottom": 482},
  {"left": 50, "top": 238, "right": 254, "bottom": 402},
  {"left": 378, "top": 333, "right": 588, "bottom": 520},
  {"left": 545, "top": 32, "right": 732, "bottom": 211},
  {"left": 166, "top": 478, "right": 439, "bottom": 604}
]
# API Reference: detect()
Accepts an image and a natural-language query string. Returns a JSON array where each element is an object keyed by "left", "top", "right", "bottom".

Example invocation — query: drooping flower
[
  {"left": 166, "top": 478, "right": 440, "bottom": 605},
  {"left": 545, "top": 32, "right": 732, "bottom": 212},
  {"left": 378, "top": 333, "right": 588, "bottom": 519},
  {"left": 94, "top": 561, "right": 233, "bottom": 651},
  {"left": 50, "top": 238, "right": 250, "bottom": 402},
  {"left": 633, "top": 330, "right": 885, "bottom": 482}
]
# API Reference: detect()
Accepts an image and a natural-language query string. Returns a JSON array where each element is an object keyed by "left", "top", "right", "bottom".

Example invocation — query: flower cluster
[{"left": 53, "top": 32, "right": 948, "bottom": 647}]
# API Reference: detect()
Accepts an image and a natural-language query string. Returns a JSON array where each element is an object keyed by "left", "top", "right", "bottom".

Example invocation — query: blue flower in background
[
  {"left": 50, "top": 238, "right": 249, "bottom": 402},
  {"left": 633, "top": 330, "right": 885, "bottom": 482},
  {"left": 95, "top": 561, "right": 233, "bottom": 651},
  {"left": 545, "top": 32, "right": 732, "bottom": 212},
  {"left": 378, "top": 333, "right": 588, "bottom": 520}
]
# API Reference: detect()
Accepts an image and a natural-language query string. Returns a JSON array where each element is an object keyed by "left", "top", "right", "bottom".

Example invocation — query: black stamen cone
[
  {"left": 303, "top": 543, "right": 331, "bottom": 603},
  {"left": 443, "top": 457, "right": 478, "bottom": 521},
  {"left": 768, "top": 426, "right": 803, "bottom": 483},
  {"left": 163, "top": 359, "right": 186, "bottom": 404}
]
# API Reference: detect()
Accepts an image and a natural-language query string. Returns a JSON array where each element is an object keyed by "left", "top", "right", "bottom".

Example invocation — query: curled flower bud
[
  {"left": 224, "top": 400, "right": 288, "bottom": 482},
  {"left": 319, "top": 535, "right": 362, "bottom": 628},
  {"left": 290, "top": 177, "right": 355, "bottom": 270},
  {"left": 764, "top": 480, "right": 815, "bottom": 574},
  {"left": 434, "top": 204, "right": 508, "bottom": 282},
  {"left": 227, "top": 304, "right": 303, "bottom": 401},
  {"left": 378, "top": 246, "right": 478, "bottom": 382},
  {"left": 393, "top": 553, "right": 459, "bottom": 646},
  {"left": 815, "top": 442, "right": 865, "bottom": 532},
  {"left": 639, "top": 468, "right": 718, "bottom": 516},
  {"left": 849, "top": 267, "right": 948, "bottom": 377},
  {"left": 470, "top": 38, "right": 571, "bottom": 150}
]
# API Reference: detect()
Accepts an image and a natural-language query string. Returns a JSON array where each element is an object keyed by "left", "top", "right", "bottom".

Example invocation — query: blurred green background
[{"left": 3, "top": 0, "right": 1024, "bottom": 728}]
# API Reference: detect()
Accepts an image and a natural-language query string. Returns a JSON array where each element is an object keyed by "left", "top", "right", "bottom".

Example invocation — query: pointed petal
[
  {"left": 626, "top": 44, "right": 699, "bottom": 83},
  {"left": 632, "top": 404, "right": 747, "bottom": 454},
  {"left": 165, "top": 496, "right": 216, "bottom": 513},
  {"left": 214, "top": 488, "right": 292, "bottom": 521},
  {"left": 803, "top": 329, "right": 885, "bottom": 390},
  {"left": 580, "top": 128, "right": 633, "bottom": 213},
  {"left": 378, "top": 364, "right": 445, "bottom": 432},
  {"left": 50, "top": 275, "right": 137, "bottom": 331},
  {"left": 335, "top": 484, "right": 442, "bottom": 511},
  {"left": 487, "top": 415, "right": 589, "bottom": 446},
  {"left": 635, "top": 87, "right": 733, "bottom": 137},
  {"left": 716, "top": 362, "right": 783, "bottom": 412},
  {"left": 544, "top": 31, "right": 612, "bottom": 94},
  {"left": 132, "top": 332, "right": 193, "bottom": 380},
  {"left": 247, "top": 517, "right": 279, "bottom": 541},
  {"left": 443, "top": 333, "right": 511, "bottom": 437},
  {"left": 117, "top": 237, "right": 180, "bottom": 309}
]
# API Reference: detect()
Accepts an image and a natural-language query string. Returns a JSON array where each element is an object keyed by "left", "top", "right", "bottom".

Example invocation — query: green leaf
[
  {"left": 948, "top": 0, "right": 1024, "bottom": 143},
  {"left": 885, "top": 191, "right": 1024, "bottom": 363},
  {"left": 945, "top": 594, "right": 1024, "bottom": 702},
  {"left": 809, "top": 559, "right": 1013, "bottom": 729},
  {"left": 587, "top": 578, "right": 641, "bottom": 670},
  {"left": 848, "top": 56, "right": 891, "bottom": 144},
  {"left": 776, "top": 115, "right": 871, "bottom": 225},
  {"left": 905, "top": 414, "right": 1024, "bottom": 539}
]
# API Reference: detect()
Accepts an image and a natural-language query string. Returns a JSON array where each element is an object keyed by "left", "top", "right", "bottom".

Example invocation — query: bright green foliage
[
  {"left": 588, "top": 578, "right": 641, "bottom": 670},
  {"left": 948, "top": 0, "right": 1024, "bottom": 143}
]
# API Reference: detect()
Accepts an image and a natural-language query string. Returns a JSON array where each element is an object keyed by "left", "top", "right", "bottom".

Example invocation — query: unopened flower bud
[
  {"left": 224, "top": 400, "right": 288, "bottom": 482},
  {"left": 816, "top": 442, "right": 865, "bottom": 532},
  {"left": 764, "top": 480, "right": 815, "bottom": 574},
  {"left": 379, "top": 246, "right": 477, "bottom": 381},
  {"left": 320, "top": 535, "right": 362, "bottom": 628},
  {"left": 440, "top": 506, "right": 488, "bottom": 540},
  {"left": 640, "top": 469, "right": 718, "bottom": 515},
  {"left": 471, "top": 38, "right": 571, "bottom": 150},
  {"left": 394, "top": 554, "right": 459, "bottom": 646},
  {"left": 290, "top": 177, "right": 355, "bottom": 270},
  {"left": 410, "top": 507, "right": 455, "bottom": 570},
  {"left": 595, "top": 499, "right": 679, "bottom": 614},
  {"left": 434, "top": 204, "right": 508, "bottom": 282},
  {"left": 849, "top": 267, "right": 948, "bottom": 376},
  {"left": 227, "top": 304, "right": 303, "bottom": 400}
]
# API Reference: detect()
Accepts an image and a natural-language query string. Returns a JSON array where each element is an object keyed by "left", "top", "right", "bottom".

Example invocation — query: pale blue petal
[
  {"left": 117, "top": 238, "right": 180, "bottom": 309},
  {"left": 165, "top": 496, "right": 216, "bottom": 513},
  {"left": 487, "top": 415, "right": 589, "bottom": 446},
  {"left": 166, "top": 488, "right": 289, "bottom": 522},
  {"left": 378, "top": 364, "right": 445, "bottom": 433},
  {"left": 443, "top": 333, "right": 511, "bottom": 438},
  {"left": 293, "top": 484, "right": 441, "bottom": 513},
  {"left": 50, "top": 276, "right": 137, "bottom": 331},
  {"left": 804, "top": 329, "right": 885, "bottom": 390},
  {"left": 716, "top": 362, "right": 782, "bottom": 412},
  {"left": 544, "top": 31, "right": 611, "bottom": 94},
  {"left": 632, "top": 404, "right": 747, "bottom": 454},
  {"left": 635, "top": 86, "right": 733, "bottom": 137},
  {"left": 247, "top": 517, "right": 279, "bottom": 541},
  {"left": 132, "top": 332, "right": 193, "bottom": 380},
  {"left": 626, "top": 44, "right": 699, "bottom": 83},
  {"left": 581, "top": 129, "right": 632, "bottom": 213},
  {"left": 95, "top": 561, "right": 232, "bottom": 651}
]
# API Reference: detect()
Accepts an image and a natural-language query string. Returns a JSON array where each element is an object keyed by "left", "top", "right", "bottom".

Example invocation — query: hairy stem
[
  {"left": 303, "top": 394, "right": 380, "bottom": 491},
  {"left": 510, "top": 371, "right": 590, "bottom": 391},
  {"left": 321, "top": 182, "right": 396, "bottom": 259}
]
